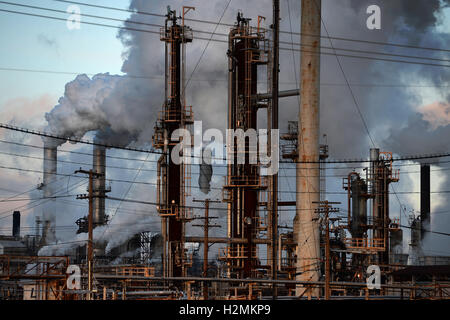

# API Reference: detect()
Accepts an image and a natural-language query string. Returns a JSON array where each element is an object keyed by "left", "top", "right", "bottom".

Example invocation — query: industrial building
[{"left": 0, "top": 1, "right": 449, "bottom": 301}]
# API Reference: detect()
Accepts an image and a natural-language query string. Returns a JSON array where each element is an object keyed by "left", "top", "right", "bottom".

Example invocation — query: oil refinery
[{"left": 0, "top": 0, "right": 449, "bottom": 302}]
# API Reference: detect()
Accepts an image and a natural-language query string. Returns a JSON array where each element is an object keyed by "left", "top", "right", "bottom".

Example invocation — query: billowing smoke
[
  {"left": 35, "top": 0, "right": 450, "bottom": 257},
  {"left": 44, "top": 74, "right": 121, "bottom": 145},
  {"left": 198, "top": 146, "right": 213, "bottom": 194}
]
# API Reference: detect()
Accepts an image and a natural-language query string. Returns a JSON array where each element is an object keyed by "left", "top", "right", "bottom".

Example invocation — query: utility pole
[
  {"left": 192, "top": 199, "right": 221, "bottom": 300},
  {"left": 295, "top": 0, "right": 322, "bottom": 298},
  {"left": 314, "top": 200, "right": 340, "bottom": 300},
  {"left": 75, "top": 168, "right": 104, "bottom": 301},
  {"left": 271, "top": 0, "right": 280, "bottom": 300}
]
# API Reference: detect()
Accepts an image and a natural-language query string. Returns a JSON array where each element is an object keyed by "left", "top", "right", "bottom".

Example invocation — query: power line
[
  {"left": 0, "top": 122, "right": 163, "bottom": 156},
  {"left": 4, "top": 123, "right": 450, "bottom": 164},
  {"left": 4, "top": 1, "right": 449, "bottom": 66},
  {"left": 52, "top": 0, "right": 450, "bottom": 54},
  {"left": 318, "top": 4, "right": 376, "bottom": 149},
  {"left": 2, "top": 66, "right": 449, "bottom": 88},
  {"left": 399, "top": 224, "right": 450, "bottom": 237},
  {"left": 0, "top": 178, "right": 88, "bottom": 219},
  {"left": 97, "top": 150, "right": 153, "bottom": 242},
  {"left": 184, "top": 0, "right": 232, "bottom": 91},
  {"left": 7, "top": 136, "right": 450, "bottom": 172},
  {"left": 0, "top": 194, "right": 79, "bottom": 202},
  {"left": 0, "top": 8, "right": 449, "bottom": 69}
]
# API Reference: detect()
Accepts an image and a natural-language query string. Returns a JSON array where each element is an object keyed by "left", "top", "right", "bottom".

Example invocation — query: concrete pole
[{"left": 295, "top": 0, "right": 321, "bottom": 297}]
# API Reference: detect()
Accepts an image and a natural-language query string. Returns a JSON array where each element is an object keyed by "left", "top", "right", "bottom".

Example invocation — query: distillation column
[
  {"left": 224, "top": 14, "right": 268, "bottom": 278},
  {"left": 153, "top": 8, "right": 194, "bottom": 278}
]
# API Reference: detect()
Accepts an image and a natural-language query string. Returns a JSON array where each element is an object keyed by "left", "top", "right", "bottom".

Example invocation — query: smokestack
[
  {"left": 42, "top": 140, "right": 57, "bottom": 244},
  {"left": 93, "top": 144, "right": 106, "bottom": 226},
  {"left": 12, "top": 211, "right": 20, "bottom": 238},
  {"left": 295, "top": 0, "right": 321, "bottom": 297},
  {"left": 420, "top": 164, "right": 430, "bottom": 238}
]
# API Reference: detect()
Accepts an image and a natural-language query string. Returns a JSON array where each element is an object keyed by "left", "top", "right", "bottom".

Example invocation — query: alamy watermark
[
  {"left": 366, "top": 265, "right": 381, "bottom": 289},
  {"left": 66, "top": 264, "right": 81, "bottom": 289},
  {"left": 170, "top": 121, "right": 279, "bottom": 175},
  {"left": 367, "top": 5, "right": 381, "bottom": 30},
  {"left": 66, "top": 5, "right": 81, "bottom": 30}
]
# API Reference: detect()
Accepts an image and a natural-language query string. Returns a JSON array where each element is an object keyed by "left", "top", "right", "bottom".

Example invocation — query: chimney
[
  {"left": 420, "top": 164, "right": 430, "bottom": 238},
  {"left": 42, "top": 140, "right": 57, "bottom": 244},
  {"left": 93, "top": 144, "right": 107, "bottom": 226},
  {"left": 12, "top": 211, "right": 20, "bottom": 238}
]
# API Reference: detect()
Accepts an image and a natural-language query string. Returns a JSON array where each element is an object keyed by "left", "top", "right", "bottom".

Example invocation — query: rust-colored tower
[
  {"left": 153, "top": 7, "right": 194, "bottom": 278},
  {"left": 222, "top": 14, "right": 269, "bottom": 279}
]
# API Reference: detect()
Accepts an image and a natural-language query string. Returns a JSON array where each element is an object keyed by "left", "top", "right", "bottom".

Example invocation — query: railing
[
  {"left": 218, "top": 247, "right": 258, "bottom": 260},
  {"left": 115, "top": 266, "right": 155, "bottom": 278},
  {"left": 281, "top": 143, "right": 297, "bottom": 159},
  {"left": 158, "top": 106, "right": 193, "bottom": 124},
  {"left": 0, "top": 255, "right": 69, "bottom": 279},
  {"left": 225, "top": 175, "right": 268, "bottom": 188},
  {"left": 343, "top": 238, "right": 385, "bottom": 251},
  {"left": 157, "top": 205, "right": 177, "bottom": 217},
  {"left": 160, "top": 26, "right": 193, "bottom": 42}
]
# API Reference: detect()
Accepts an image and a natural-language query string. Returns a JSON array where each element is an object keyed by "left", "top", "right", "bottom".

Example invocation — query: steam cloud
[{"left": 34, "top": 0, "right": 450, "bottom": 257}]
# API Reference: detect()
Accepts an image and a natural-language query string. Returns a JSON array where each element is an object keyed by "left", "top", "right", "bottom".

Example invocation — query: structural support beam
[
  {"left": 295, "top": 0, "right": 321, "bottom": 298},
  {"left": 256, "top": 89, "right": 300, "bottom": 101},
  {"left": 185, "top": 236, "right": 270, "bottom": 244}
]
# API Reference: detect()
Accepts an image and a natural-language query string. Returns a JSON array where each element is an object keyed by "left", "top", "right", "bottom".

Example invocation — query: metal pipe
[
  {"left": 271, "top": 0, "right": 280, "bottom": 298},
  {"left": 420, "top": 164, "right": 430, "bottom": 238},
  {"left": 185, "top": 236, "right": 271, "bottom": 244},
  {"left": 93, "top": 144, "right": 106, "bottom": 226},
  {"left": 12, "top": 211, "right": 20, "bottom": 238},
  {"left": 257, "top": 89, "right": 300, "bottom": 100},
  {"left": 295, "top": 0, "right": 321, "bottom": 298},
  {"left": 87, "top": 274, "right": 447, "bottom": 291}
]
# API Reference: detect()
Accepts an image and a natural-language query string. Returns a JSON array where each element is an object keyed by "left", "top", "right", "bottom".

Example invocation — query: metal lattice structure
[{"left": 152, "top": 7, "right": 194, "bottom": 279}]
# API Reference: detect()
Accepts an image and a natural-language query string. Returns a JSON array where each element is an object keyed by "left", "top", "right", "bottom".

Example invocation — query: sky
[{"left": 0, "top": 0, "right": 449, "bottom": 259}]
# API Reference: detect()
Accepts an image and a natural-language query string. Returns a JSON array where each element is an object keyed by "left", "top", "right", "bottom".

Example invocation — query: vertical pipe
[
  {"left": 203, "top": 200, "right": 209, "bottom": 300},
  {"left": 420, "top": 164, "right": 430, "bottom": 239},
  {"left": 93, "top": 144, "right": 106, "bottom": 226},
  {"left": 325, "top": 205, "right": 330, "bottom": 300},
  {"left": 12, "top": 211, "right": 20, "bottom": 238},
  {"left": 271, "top": 0, "right": 280, "bottom": 298},
  {"left": 295, "top": 0, "right": 321, "bottom": 297},
  {"left": 370, "top": 148, "right": 380, "bottom": 242},
  {"left": 87, "top": 170, "right": 93, "bottom": 301}
]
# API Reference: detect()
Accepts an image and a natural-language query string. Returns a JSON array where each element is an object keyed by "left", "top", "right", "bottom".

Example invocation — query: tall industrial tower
[
  {"left": 153, "top": 7, "right": 194, "bottom": 278},
  {"left": 222, "top": 13, "right": 270, "bottom": 279}
]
